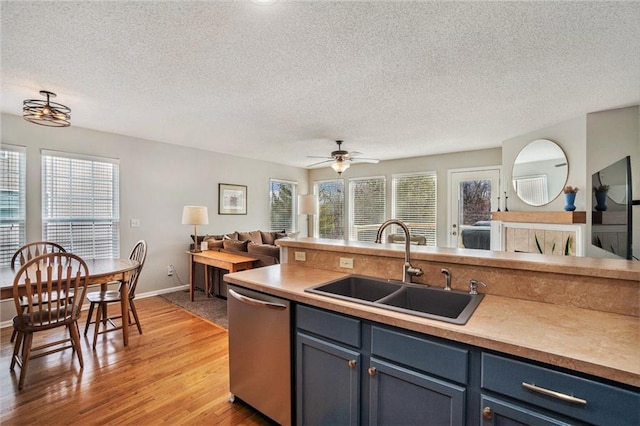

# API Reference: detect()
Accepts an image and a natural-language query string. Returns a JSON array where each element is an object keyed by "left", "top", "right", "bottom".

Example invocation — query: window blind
[
  {"left": 349, "top": 176, "right": 386, "bottom": 242},
  {"left": 270, "top": 179, "right": 297, "bottom": 232},
  {"left": 0, "top": 145, "right": 26, "bottom": 267},
  {"left": 514, "top": 175, "right": 548, "bottom": 205},
  {"left": 314, "top": 179, "right": 344, "bottom": 239},
  {"left": 392, "top": 172, "right": 437, "bottom": 246},
  {"left": 41, "top": 150, "right": 120, "bottom": 259}
]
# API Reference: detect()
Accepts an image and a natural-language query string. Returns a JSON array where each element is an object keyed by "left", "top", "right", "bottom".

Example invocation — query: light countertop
[{"left": 225, "top": 263, "right": 640, "bottom": 388}]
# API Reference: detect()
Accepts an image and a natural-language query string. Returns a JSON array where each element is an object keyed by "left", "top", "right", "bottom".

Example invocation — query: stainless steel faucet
[
  {"left": 375, "top": 219, "right": 424, "bottom": 283},
  {"left": 441, "top": 268, "right": 451, "bottom": 290}
]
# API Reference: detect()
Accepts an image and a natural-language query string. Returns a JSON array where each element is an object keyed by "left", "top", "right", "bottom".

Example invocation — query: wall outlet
[
  {"left": 340, "top": 257, "right": 354, "bottom": 269},
  {"left": 295, "top": 251, "right": 306, "bottom": 261},
  {"left": 167, "top": 265, "right": 174, "bottom": 276},
  {"left": 130, "top": 218, "right": 140, "bottom": 228}
]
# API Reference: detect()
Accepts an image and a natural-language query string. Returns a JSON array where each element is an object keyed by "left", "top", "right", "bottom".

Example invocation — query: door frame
[{"left": 446, "top": 166, "right": 502, "bottom": 248}]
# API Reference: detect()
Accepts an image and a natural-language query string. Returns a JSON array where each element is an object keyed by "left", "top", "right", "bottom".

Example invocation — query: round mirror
[{"left": 512, "top": 139, "right": 568, "bottom": 206}]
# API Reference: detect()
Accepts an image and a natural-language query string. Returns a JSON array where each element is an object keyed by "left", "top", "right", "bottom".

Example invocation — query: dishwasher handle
[{"left": 228, "top": 288, "right": 287, "bottom": 310}]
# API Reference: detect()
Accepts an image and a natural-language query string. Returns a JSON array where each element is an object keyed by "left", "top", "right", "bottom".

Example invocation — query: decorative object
[
  {"left": 182, "top": 206, "right": 209, "bottom": 252},
  {"left": 563, "top": 185, "right": 578, "bottom": 211},
  {"left": 23, "top": 90, "right": 71, "bottom": 127},
  {"left": 298, "top": 194, "right": 319, "bottom": 236},
  {"left": 593, "top": 184, "right": 609, "bottom": 212},
  {"left": 496, "top": 195, "right": 501, "bottom": 212},
  {"left": 219, "top": 183, "right": 247, "bottom": 215},
  {"left": 504, "top": 191, "right": 509, "bottom": 211},
  {"left": 512, "top": 139, "right": 568, "bottom": 206}
]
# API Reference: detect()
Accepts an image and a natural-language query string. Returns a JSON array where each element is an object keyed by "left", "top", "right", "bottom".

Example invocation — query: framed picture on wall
[{"left": 218, "top": 183, "right": 247, "bottom": 215}]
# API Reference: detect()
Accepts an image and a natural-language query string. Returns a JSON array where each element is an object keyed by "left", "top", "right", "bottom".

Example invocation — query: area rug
[{"left": 159, "top": 289, "right": 228, "bottom": 329}]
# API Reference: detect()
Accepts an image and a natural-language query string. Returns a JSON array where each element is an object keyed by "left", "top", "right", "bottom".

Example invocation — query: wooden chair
[
  {"left": 84, "top": 240, "right": 147, "bottom": 347},
  {"left": 10, "top": 252, "right": 89, "bottom": 390},
  {"left": 10, "top": 242, "right": 67, "bottom": 343}
]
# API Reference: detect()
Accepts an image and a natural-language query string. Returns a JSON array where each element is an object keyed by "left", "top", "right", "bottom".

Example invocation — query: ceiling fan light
[{"left": 331, "top": 160, "right": 350, "bottom": 175}]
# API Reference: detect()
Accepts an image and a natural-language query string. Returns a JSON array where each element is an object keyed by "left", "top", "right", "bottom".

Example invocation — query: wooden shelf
[{"left": 491, "top": 211, "right": 586, "bottom": 224}]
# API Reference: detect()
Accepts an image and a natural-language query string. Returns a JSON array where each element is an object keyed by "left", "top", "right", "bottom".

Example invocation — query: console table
[{"left": 187, "top": 251, "right": 257, "bottom": 301}]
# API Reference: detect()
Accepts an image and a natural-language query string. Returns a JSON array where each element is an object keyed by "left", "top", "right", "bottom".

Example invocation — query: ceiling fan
[{"left": 307, "top": 140, "right": 380, "bottom": 175}]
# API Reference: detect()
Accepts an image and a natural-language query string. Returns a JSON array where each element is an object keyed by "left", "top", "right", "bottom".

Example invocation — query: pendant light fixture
[{"left": 23, "top": 90, "right": 71, "bottom": 127}]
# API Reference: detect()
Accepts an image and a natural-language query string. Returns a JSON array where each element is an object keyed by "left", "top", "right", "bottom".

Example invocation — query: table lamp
[
  {"left": 298, "top": 194, "right": 319, "bottom": 237},
  {"left": 182, "top": 206, "right": 209, "bottom": 252}
]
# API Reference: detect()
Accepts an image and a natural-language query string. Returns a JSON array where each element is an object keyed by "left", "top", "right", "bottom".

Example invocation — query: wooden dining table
[{"left": 1, "top": 258, "right": 139, "bottom": 346}]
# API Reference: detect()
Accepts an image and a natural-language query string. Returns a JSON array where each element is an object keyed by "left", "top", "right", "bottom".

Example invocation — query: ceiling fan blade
[
  {"left": 306, "top": 159, "right": 334, "bottom": 167},
  {"left": 307, "top": 155, "right": 332, "bottom": 159},
  {"left": 349, "top": 151, "right": 364, "bottom": 157}
]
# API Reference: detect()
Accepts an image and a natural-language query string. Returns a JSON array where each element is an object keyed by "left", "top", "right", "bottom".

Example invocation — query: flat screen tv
[{"left": 591, "top": 156, "right": 633, "bottom": 260}]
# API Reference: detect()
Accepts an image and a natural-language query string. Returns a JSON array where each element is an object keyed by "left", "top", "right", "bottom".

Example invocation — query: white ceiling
[{"left": 2, "top": 1, "right": 639, "bottom": 169}]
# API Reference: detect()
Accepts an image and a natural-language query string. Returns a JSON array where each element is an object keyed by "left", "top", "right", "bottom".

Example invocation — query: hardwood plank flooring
[{"left": 0, "top": 296, "right": 274, "bottom": 425}]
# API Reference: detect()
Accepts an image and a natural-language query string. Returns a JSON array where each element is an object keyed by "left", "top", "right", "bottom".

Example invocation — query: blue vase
[
  {"left": 595, "top": 191, "right": 608, "bottom": 211},
  {"left": 564, "top": 192, "right": 576, "bottom": 211}
]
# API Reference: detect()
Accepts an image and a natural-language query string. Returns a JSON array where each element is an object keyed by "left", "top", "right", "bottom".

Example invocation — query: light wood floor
[{"left": 0, "top": 296, "right": 274, "bottom": 425}]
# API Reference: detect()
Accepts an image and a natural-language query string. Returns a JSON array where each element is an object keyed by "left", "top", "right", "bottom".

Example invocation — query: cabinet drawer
[
  {"left": 296, "top": 304, "right": 361, "bottom": 347},
  {"left": 371, "top": 326, "right": 469, "bottom": 384},
  {"left": 482, "top": 353, "right": 640, "bottom": 426}
]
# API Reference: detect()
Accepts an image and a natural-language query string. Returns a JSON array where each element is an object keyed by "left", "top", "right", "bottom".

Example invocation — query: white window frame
[
  {"left": 269, "top": 178, "right": 297, "bottom": 232},
  {"left": 41, "top": 149, "right": 120, "bottom": 259},
  {"left": 1, "top": 145, "right": 26, "bottom": 267}
]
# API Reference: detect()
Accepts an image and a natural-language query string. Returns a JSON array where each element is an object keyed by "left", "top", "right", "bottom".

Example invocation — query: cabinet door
[
  {"left": 297, "top": 333, "right": 361, "bottom": 426},
  {"left": 481, "top": 395, "right": 578, "bottom": 426},
  {"left": 369, "top": 358, "right": 466, "bottom": 426}
]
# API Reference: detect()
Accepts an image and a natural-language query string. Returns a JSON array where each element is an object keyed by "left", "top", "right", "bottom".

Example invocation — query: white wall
[
  {"left": 586, "top": 105, "right": 640, "bottom": 259},
  {"left": 307, "top": 148, "right": 503, "bottom": 247},
  {"left": 1, "top": 113, "right": 308, "bottom": 322}
]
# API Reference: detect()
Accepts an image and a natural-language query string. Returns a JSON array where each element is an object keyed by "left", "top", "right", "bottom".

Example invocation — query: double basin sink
[{"left": 305, "top": 275, "right": 484, "bottom": 325}]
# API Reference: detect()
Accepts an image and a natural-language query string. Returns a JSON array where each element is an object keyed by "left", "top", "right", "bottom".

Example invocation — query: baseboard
[{"left": 0, "top": 285, "right": 190, "bottom": 330}]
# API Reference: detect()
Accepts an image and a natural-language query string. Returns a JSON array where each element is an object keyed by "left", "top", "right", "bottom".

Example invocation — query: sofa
[{"left": 190, "top": 230, "right": 286, "bottom": 297}]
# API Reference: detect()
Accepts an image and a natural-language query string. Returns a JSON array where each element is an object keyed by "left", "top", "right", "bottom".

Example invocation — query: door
[
  {"left": 448, "top": 168, "right": 500, "bottom": 249},
  {"left": 369, "top": 358, "right": 466, "bottom": 426},
  {"left": 296, "top": 333, "right": 361, "bottom": 425}
]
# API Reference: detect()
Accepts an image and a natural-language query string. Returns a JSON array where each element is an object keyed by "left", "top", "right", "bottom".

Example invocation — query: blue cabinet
[
  {"left": 295, "top": 304, "right": 639, "bottom": 426},
  {"left": 297, "top": 333, "right": 361, "bottom": 425},
  {"left": 481, "top": 353, "right": 640, "bottom": 426},
  {"left": 296, "top": 305, "right": 470, "bottom": 425}
]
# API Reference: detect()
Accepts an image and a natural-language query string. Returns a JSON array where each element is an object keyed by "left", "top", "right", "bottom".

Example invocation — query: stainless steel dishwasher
[{"left": 227, "top": 284, "right": 292, "bottom": 426}]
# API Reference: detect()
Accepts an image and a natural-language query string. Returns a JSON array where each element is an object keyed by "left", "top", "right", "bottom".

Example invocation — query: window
[
  {"left": 270, "top": 179, "right": 297, "bottom": 232},
  {"left": 41, "top": 150, "right": 120, "bottom": 259},
  {"left": 0, "top": 145, "right": 26, "bottom": 267},
  {"left": 314, "top": 179, "right": 344, "bottom": 239},
  {"left": 392, "top": 172, "right": 437, "bottom": 246},
  {"left": 349, "top": 176, "right": 386, "bottom": 242}
]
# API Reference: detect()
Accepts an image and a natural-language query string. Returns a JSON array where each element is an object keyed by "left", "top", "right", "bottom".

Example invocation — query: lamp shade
[
  {"left": 182, "top": 206, "right": 209, "bottom": 225},
  {"left": 298, "top": 194, "right": 319, "bottom": 215}
]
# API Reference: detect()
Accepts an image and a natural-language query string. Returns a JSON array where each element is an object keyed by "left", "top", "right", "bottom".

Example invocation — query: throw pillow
[
  {"left": 223, "top": 232, "right": 239, "bottom": 240},
  {"left": 222, "top": 239, "right": 249, "bottom": 252},
  {"left": 260, "top": 231, "right": 276, "bottom": 245},
  {"left": 237, "top": 230, "right": 263, "bottom": 244},
  {"left": 203, "top": 236, "right": 224, "bottom": 250}
]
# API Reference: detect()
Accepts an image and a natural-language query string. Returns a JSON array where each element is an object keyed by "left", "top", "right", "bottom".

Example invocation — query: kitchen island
[{"left": 224, "top": 239, "right": 639, "bottom": 425}]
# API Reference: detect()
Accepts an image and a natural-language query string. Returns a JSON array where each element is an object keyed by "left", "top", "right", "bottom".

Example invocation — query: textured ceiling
[{"left": 2, "top": 1, "right": 639, "bottom": 168}]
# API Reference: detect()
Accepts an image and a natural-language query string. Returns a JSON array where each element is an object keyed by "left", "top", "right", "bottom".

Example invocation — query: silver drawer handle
[
  {"left": 522, "top": 382, "right": 587, "bottom": 406},
  {"left": 228, "top": 289, "right": 286, "bottom": 310}
]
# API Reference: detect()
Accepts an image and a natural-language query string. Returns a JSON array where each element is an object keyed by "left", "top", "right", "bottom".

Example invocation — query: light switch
[
  {"left": 340, "top": 257, "right": 354, "bottom": 269},
  {"left": 295, "top": 251, "right": 306, "bottom": 261}
]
